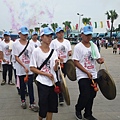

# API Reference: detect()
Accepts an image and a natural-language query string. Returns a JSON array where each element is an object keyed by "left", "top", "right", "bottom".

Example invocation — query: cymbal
[
  {"left": 97, "top": 69, "right": 116, "bottom": 100},
  {"left": 58, "top": 67, "right": 70, "bottom": 105},
  {"left": 66, "top": 59, "right": 76, "bottom": 81}
]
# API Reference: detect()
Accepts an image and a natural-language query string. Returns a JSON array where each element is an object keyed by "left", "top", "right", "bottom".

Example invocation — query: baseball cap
[
  {"left": 81, "top": 25, "right": 93, "bottom": 35},
  {"left": 19, "top": 26, "right": 29, "bottom": 35},
  {"left": 4, "top": 31, "right": 10, "bottom": 36},
  {"left": 55, "top": 27, "right": 64, "bottom": 34},
  {"left": 32, "top": 31, "right": 38, "bottom": 36},
  {"left": 40, "top": 27, "right": 53, "bottom": 36}
]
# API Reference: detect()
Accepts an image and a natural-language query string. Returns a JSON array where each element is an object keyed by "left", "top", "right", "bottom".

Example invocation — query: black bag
[{"left": 34, "top": 49, "right": 54, "bottom": 80}]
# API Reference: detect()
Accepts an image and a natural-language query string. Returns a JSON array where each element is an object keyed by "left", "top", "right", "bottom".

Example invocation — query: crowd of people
[{"left": 0, "top": 25, "right": 105, "bottom": 120}]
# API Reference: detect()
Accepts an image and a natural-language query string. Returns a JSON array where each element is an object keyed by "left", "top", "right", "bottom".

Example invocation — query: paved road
[{"left": 0, "top": 47, "right": 120, "bottom": 120}]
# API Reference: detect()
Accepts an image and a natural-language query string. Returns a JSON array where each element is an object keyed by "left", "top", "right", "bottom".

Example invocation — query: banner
[
  {"left": 107, "top": 20, "right": 110, "bottom": 28},
  {"left": 76, "top": 24, "right": 78, "bottom": 30},
  {"left": 89, "top": 22, "right": 92, "bottom": 26},
  {"left": 84, "top": 22, "right": 87, "bottom": 26},
  {"left": 95, "top": 22, "right": 97, "bottom": 28},
  {"left": 100, "top": 21, "right": 103, "bottom": 28},
  {"left": 72, "top": 25, "right": 75, "bottom": 30}
]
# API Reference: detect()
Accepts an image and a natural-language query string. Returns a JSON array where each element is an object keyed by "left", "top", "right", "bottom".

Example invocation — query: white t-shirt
[
  {"left": 0, "top": 40, "right": 13, "bottom": 64},
  {"left": 30, "top": 47, "right": 58, "bottom": 86},
  {"left": 12, "top": 40, "right": 34, "bottom": 75},
  {"left": 0, "top": 38, "right": 2, "bottom": 42},
  {"left": 29, "top": 39, "right": 41, "bottom": 48},
  {"left": 105, "top": 40, "right": 108, "bottom": 43},
  {"left": 72, "top": 42, "right": 100, "bottom": 80},
  {"left": 11, "top": 39, "right": 19, "bottom": 69},
  {"left": 50, "top": 39, "right": 72, "bottom": 63}
]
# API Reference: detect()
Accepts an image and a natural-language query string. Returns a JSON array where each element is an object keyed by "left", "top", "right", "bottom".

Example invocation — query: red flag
[
  {"left": 107, "top": 20, "right": 110, "bottom": 28},
  {"left": 76, "top": 24, "right": 78, "bottom": 30},
  {"left": 89, "top": 22, "right": 92, "bottom": 26},
  {"left": 65, "top": 26, "right": 69, "bottom": 30}
]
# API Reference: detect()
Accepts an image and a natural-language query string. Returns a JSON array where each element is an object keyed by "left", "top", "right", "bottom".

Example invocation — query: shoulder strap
[
  {"left": 18, "top": 40, "right": 29, "bottom": 57},
  {"left": 38, "top": 49, "right": 54, "bottom": 70}
]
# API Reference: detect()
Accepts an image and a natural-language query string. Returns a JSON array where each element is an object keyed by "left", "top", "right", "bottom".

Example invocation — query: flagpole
[{"left": 77, "top": 13, "right": 83, "bottom": 31}]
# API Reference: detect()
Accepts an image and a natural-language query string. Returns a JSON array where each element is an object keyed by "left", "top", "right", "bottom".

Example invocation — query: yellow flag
[
  {"left": 72, "top": 25, "right": 75, "bottom": 30},
  {"left": 84, "top": 22, "right": 87, "bottom": 26},
  {"left": 63, "top": 27, "right": 66, "bottom": 32},
  {"left": 100, "top": 21, "right": 103, "bottom": 28}
]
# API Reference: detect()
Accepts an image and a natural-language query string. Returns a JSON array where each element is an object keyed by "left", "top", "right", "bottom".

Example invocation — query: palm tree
[
  {"left": 82, "top": 18, "right": 91, "bottom": 25},
  {"left": 34, "top": 27, "right": 40, "bottom": 34},
  {"left": 114, "top": 24, "right": 120, "bottom": 32},
  {"left": 105, "top": 10, "right": 118, "bottom": 43},
  {"left": 29, "top": 29, "right": 34, "bottom": 35},
  {"left": 63, "top": 21, "right": 71, "bottom": 38},
  {"left": 51, "top": 23, "right": 58, "bottom": 32},
  {"left": 63, "top": 21, "right": 71, "bottom": 30},
  {"left": 41, "top": 24, "right": 49, "bottom": 28}
]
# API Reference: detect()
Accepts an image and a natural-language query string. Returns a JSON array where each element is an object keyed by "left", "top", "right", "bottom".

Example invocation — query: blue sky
[{"left": 0, "top": 0, "right": 120, "bottom": 33}]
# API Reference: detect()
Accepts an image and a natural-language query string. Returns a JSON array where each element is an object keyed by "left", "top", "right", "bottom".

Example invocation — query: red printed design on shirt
[
  {"left": 21, "top": 50, "right": 30, "bottom": 64},
  {"left": 57, "top": 45, "right": 66, "bottom": 59},
  {"left": 84, "top": 52, "right": 94, "bottom": 69},
  {"left": 5, "top": 45, "right": 11, "bottom": 56},
  {"left": 41, "top": 60, "right": 50, "bottom": 73}
]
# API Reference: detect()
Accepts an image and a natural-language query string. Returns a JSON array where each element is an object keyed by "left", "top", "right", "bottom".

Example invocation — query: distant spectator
[
  {"left": 113, "top": 39, "right": 118, "bottom": 54},
  {"left": 96, "top": 37, "right": 101, "bottom": 52},
  {"left": 105, "top": 39, "right": 108, "bottom": 49}
]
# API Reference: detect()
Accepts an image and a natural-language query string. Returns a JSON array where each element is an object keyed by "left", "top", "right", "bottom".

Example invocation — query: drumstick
[
  {"left": 24, "top": 73, "right": 28, "bottom": 83},
  {"left": 52, "top": 80, "right": 56, "bottom": 87},
  {"left": 52, "top": 80, "right": 61, "bottom": 94},
  {"left": 91, "top": 79, "right": 99, "bottom": 92}
]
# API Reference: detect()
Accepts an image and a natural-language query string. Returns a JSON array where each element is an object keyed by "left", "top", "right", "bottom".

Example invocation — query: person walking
[
  {"left": 105, "top": 39, "right": 108, "bottom": 49},
  {"left": 112, "top": 39, "right": 118, "bottom": 54},
  {"left": 95, "top": 37, "right": 101, "bottom": 52},
  {"left": 30, "top": 31, "right": 41, "bottom": 48},
  {"left": 12, "top": 26, "right": 38, "bottom": 112},
  {"left": 30, "top": 27, "right": 59, "bottom": 120},
  {"left": 73, "top": 25, "right": 104, "bottom": 120},
  {"left": 0, "top": 31, "right": 14, "bottom": 85},
  {"left": 50, "top": 26, "right": 72, "bottom": 105}
]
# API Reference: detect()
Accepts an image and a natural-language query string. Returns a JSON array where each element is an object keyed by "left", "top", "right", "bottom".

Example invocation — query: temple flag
[
  {"left": 95, "top": 22, "right": 97, "bottom": 28},
  {"left": 100, "top": 21, "right": 103, "bottom": 28},
  {"left": 107, "top": 20, "right": 110, "bottom": 28}
]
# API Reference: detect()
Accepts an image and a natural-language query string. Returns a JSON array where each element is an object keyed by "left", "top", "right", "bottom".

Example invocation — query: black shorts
[{"left": 37, "top": 82, "right": 58, "bottom": 118}]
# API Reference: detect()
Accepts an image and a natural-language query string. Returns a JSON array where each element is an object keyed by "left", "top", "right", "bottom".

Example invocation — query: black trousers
[
  {"left": 2, "top": 64, "right": 13, "bottom": 83},
  {"left": 75, "top": 78, "right": 97, "bottom": 117},
  {"left": 19, "top": 75, "right": 34, "bottom": 104}
]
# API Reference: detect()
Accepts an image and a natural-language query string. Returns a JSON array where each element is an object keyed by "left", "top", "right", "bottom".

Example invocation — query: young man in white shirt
[
  {"left": 50, "top": 27, "right": 72, "bottom": 105},
  {"left": 73, "top": 25, "right": 104, "bottom": 120},
  {"left": 30, "top": 27, "right": 59, "bottom": 120},
  {"left": 0, "top": 31, "right": 14, "bottom": 85},
  {"left": 95, "top": 37, "right": 101, "bottom": 52},
  {"left": 12, "top": 26, "right": 38, "bottom": 112},
  {"left": 30, "top": 31, "right": 41, "bottom": 48}
]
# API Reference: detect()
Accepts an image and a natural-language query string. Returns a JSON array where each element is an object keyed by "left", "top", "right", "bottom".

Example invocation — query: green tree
[
  {"left": 41, "top": 23, "right": 49, "bottom": 28},
  {"left": 114, "top": 24, "right": 120, "bottom": 32},
  {"left": 34, "top": 27, "right": 40, "bottom": 34},
  {"left": 63, "top": 21, "right": 71, "bottom": 30},
  {"left": 51, "top": 23, "right": 58, "bottom": 32},
  {"left": 82, "top": 18, "right": 91, "bottom": 25},
  {"left": 34, "top": 27, "right": 40, "bottom": 32},
  {"left": 105, "top": 10, "right": 118, "bottom": 43},
  {"left": 29, "top": 29, "right": 34, "bottom": 35},
  {"left": 63, "top": 21, "right": 71, "bottom": 38}
]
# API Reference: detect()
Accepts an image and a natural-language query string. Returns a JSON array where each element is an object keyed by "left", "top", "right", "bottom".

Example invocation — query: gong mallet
[{"left": 91, "top": 79, "right": 99, "bottom": 92}]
